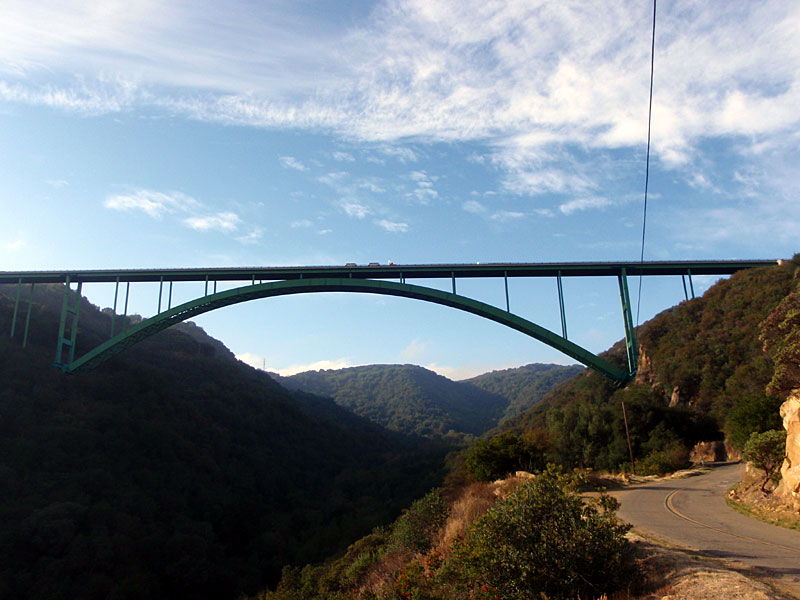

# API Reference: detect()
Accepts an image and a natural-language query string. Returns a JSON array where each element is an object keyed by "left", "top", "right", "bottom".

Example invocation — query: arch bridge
[{"left": 2, "top": 260, "right": 776, "bottom": 386}]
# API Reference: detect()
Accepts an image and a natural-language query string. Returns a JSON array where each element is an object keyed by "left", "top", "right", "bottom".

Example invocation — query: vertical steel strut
[
  {"left": 10, "top": 278, "right": 21, "bottom": 338},
  {"left": 617, "top": 269, "right": 637, "bottom": 377},
  {"left": 22, "top": 283, "right": 34, "bottom": 348},
  {"left": 55, "top": 278, "right": 82, "bottom": 367},
  {"left": 557, "top": 271, "right": 567, "bottom": 339}
]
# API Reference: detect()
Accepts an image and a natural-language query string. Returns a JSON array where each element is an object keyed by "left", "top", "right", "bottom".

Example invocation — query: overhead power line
[{"left": 636, "top": 0, "right": 657, "bottom": 329}]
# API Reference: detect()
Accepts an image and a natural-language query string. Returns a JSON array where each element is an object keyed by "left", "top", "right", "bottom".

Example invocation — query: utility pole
[{"left": 622, "top": 401, "right": 636, "bottom": 475}]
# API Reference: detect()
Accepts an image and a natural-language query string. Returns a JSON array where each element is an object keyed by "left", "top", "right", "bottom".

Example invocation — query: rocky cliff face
[
  {"left": 775, "top": 391, "right": 800, "bottom": 510},
  {"left": 759, "top": 263, "right": 800, "bottom": 512}
]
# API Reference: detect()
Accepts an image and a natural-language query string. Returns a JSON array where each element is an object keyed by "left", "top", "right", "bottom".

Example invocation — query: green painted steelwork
[
  {"left": 557, "top": 271, "right": 567, "bottom": 339},
  {"left": 0, "top": 259, "right": 778, "bottom": 285},
  {"left": 61, "top": 278, "right": 631, "bottom": 384},
  {"left": 2, "top": 259, "right": 778, "bottom": 384},
  {"left": 10, "top": 278, "right": 21, "bottom": 339},
  {"left": 22, "top": 283, "right": 34, "bottom": 348}
]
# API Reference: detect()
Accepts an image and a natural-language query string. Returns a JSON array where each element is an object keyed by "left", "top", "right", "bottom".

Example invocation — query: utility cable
[{"left": 636, "top": 0, "right": 657, "bottom": 328}]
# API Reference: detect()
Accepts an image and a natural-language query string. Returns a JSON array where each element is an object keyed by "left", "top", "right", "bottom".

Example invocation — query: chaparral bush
[{"left": 451, "top": 466, "right": 636, "bottom": 600}]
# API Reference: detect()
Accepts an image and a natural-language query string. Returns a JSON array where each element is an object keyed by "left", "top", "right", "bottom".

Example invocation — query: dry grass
[{"left": 630, "top": 533, "right": 794, "bottom": 600}]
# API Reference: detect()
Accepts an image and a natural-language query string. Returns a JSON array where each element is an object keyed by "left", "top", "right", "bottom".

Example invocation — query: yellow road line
[{"left": 665, "top": 489, "right": 800, "bottom": 554}]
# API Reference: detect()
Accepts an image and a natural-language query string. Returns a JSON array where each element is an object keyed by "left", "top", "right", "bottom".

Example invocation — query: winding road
[{"left": 613, "top": 463, "right": 800, "bottom": 594}]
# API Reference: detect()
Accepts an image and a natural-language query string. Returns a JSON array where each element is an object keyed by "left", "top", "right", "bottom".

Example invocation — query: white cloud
[
  {"left": 422, "top": 361, "right": 522, "bottom": 381},
  {"left": 183, "top": 211, "right": 241, "bottom": 232},
  {"left": 559, "top": 197, "right": 613, "bottom": 215},
  {"left": 249, "top": 357, "right": 356, "bottom": 376},
  {"left": 412, "top": 188, "right": 438, "bottom": 203},
  {"left": 279, "top": 156, "right": 308, "bottom": 171},
  {"left": 332, "top": 151, "right": 355, "bottom": 162},
  {"left": 104, "top": 189, "right": 198, "bottom": 218},
  {"left": 237, "top": 352, "right": 357, "bottom": 375},
  {"left": 4, "top": 1, "right": 800, "bottom": 207},
  {"left": 6, "top": 239, "right": 24, "bottom": 250},
  {"left": 462, "top": 199, "right": 486, "bottom": 214},
  {"left": 399, "top": 338, "right": 430, "bottom": 360},
  {"left": 46, "top": 178, "right": 68, "bottom": 188},
  {"left": 490, "top": 210, "right": 524, "bottom": 222},
  {"left": 236, "top": 228, "right": 263, "bottom": 244},
  {"left": 342, "top": 202, "right": 371, "bottom": 218},
  {"left": 290, "top": 218, "right": 313, "bottom": 228},
  {"left": 358, "top": 180, "right": 385, "bottom": 193},
  {"left": 376, "top": 219, "right": 408, "bottom": 232}
]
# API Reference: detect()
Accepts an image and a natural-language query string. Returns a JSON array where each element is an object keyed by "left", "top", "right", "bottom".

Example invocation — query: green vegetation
[
  {"left": 0, "top": 285, "right": 447, "bottom": 600},
  {"left": 742, "top": 430, "right": 786, "bottom": 492},
  {"left": 389, "top": 490, "right": 449, "bottom": 554},
  {"left": 278, "top": 364, "right": 509, "bottom": 438},
  {"left": 464, "top": 363, "right": 584, "bottom": 424},
  {"left": 465, "top": 429, "right": 555, "bottom": 481},
  {"left": 484, "top": 257, "right": 800, "bottom": 475},
  {"left": 452, "top": 468, "right": 634, "bottom": 600},
  {"left": 257, "top": 468, "right": 635, "bottom": 600}
]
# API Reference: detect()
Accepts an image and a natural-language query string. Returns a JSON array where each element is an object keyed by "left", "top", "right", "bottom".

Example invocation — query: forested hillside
[
  {"left": 0, "top": 285, "right": 447, "bottom": 600},
  {"left": 464, "top": 363, "right": 584, "bottom": 424},
  {"left": 277, "top": 365, "right": 509, "bottom": 438},
  {"left": 463, "top": 257, "right": 799, "bottom": 479}
]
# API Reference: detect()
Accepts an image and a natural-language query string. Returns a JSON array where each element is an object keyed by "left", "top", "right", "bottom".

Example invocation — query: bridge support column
[
  {"left": 557, "top": 271, "right": 567, "bottom": 339},
  {"left": 111, "top": 277, "right": 120, "bottom": 337},
  {"left": 10, "top": 278, "right": 21, "bottom": 339},
  {"left": 55, "top": 278, "right": 83, "bottom": 368},
  {"left": 617, "top": 269, "right": 637, "bottom": 378},
  {"left": 22, "top": 283, "right": 34, "bottom": 348}
]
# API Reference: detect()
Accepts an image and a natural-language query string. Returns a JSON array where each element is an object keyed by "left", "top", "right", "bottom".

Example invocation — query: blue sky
[{"left": 2, "top": 1, "right": 799, "bottom": 379}]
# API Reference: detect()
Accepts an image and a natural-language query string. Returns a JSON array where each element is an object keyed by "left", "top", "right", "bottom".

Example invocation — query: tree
[{"left": 743, "top": 430, "right": 786, "bottom": 492}]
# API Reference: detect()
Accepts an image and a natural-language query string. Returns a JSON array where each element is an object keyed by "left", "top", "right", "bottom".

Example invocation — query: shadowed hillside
[{"left": 0, "top": 284, "right": 448, "bottom": 600}]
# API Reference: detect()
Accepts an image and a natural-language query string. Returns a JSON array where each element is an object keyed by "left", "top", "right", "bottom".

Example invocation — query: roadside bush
[
  {"left": 743, "top": 429, "right": 786, "bottom": 492},
  {"left": 639, "top": 440, "right": 690, "bottom": 475},
  {"left": 390, "top": 490, "right": 449, "bottom": 554},
  {"left": 451, "top": 466, "right": 635, "bottom": 600}
]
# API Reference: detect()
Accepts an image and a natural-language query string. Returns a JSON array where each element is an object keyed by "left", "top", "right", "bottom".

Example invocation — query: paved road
[{"left": 613, "top": 463, "right": 800, "bottom": 593}]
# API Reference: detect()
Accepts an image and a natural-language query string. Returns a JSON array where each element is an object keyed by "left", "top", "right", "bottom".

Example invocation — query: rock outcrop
[{"left": 775, "top": 390, "right": 800, "bottom": 511}]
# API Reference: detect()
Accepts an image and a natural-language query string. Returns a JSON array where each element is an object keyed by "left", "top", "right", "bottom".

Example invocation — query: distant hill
[
  {"left": 463, "top": 363, "right": 584, "bottom": 424},
  {"left": 0, "top": 284, "right": 447, "bottom": 600},
  {"left": 276, "top": 364, "right": 508, "bottom": 438}
]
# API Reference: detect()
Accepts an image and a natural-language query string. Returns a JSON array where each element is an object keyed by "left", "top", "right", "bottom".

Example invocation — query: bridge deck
[{"left": 0, "top": 259, "right": 778, "bottom": 284}]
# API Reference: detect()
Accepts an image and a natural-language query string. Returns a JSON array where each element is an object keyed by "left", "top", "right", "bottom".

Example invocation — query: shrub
[
  {"left": 743, "top": 429, "right": 786, "bottom": 492},
  {"left": 390, "top": 490, "right": 449, "bottom": 554},
  {"left": 639, "top": 440, "right": 690, "bottom": 475},
  {"left": 451, "top": 466, "right": 635, "bottom": 600}
]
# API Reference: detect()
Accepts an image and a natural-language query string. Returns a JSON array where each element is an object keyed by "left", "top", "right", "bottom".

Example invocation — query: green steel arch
[{"left": 63, "top": 277, "right": 630, "bottom": 384}]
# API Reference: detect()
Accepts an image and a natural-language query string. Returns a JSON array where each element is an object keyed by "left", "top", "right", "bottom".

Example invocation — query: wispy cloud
[
  {"left": 399, "top": 338, "right": 431, "bottom": 360},
  {"left": 376, "top": 218, "right": 408, "bottom": 232},
  {"left": 236, "top": 354, "right": 356, "bottom": 376},
  {"left": 279, "top": 156, "right": 308, "bottom": 171},
  {"left": 104, "top": 189, "right": 198, "bottom": 218},
  {"left": 490, "top": 210, "right": 525, "bottom": 222},
  {"left": 559, "top": 197, "right": 613, "bottom": 215},
  {"left": 104, "top": 188, "right": 247, "bottom": 237},
  {"left": 183, "top": 211, "right": 241, "bottom": 232},
  {"left": 342, "top": 202, "right": 371, "bottom": 218},
  {"left": 332, "top": 151, "right": 355, "bottom": 162},
  {"left": 4, "top": 1, "right": 799, "bottom": 210},
  {"left": 462, "top": 199, "right": 486, "bottom": 214}
]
